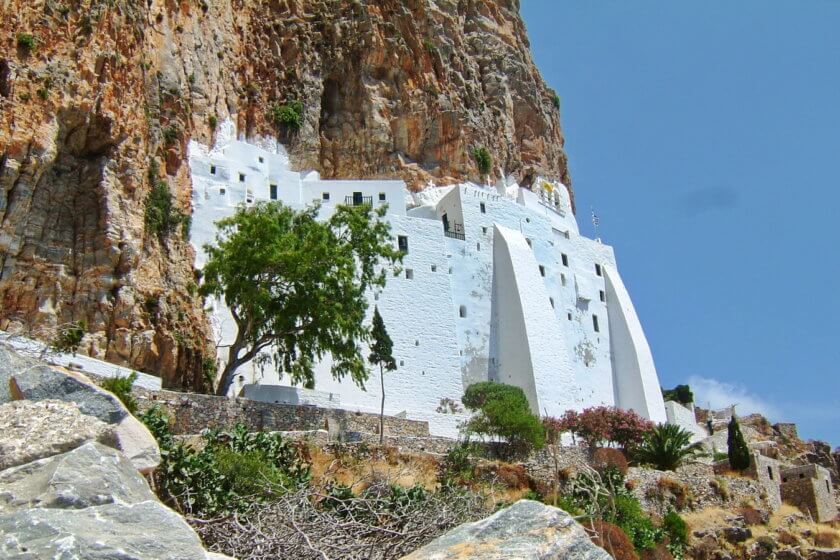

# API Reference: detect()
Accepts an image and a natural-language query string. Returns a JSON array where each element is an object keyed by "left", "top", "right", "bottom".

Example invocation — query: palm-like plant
[{"left": 632, "top": 423, "right": 705, "bottom": 471}]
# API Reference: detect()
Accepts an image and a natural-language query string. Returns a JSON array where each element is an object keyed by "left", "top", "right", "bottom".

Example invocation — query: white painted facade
[
  {"left": 188, "top": 121, "right": 667, "bottom": 437},
  {"left": 664, "top": 401, "right": 707, "bottom": 442}
]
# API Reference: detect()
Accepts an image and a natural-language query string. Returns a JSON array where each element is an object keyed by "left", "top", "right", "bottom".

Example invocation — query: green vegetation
[
  {"left": 208, "top": 114, "right": 218, "bottom": 131},
  {"left": 727, "top": 414, "right": 751, "bottom": 470},
  {"left": 632, "top": 423, "right": 704, "bottom": 471},
  {"left": 663, "top": 510, "right": 689, "bottom": 558},
  {"left": 51, "top": 321, "right": 86, "bottom": 355},
  {"left": 661, "top": 384, "right": 694, "bottom": 405},
  {"left": 422, "top": 39, "right": 438, "bottom": 55},
  {"left": 270, "top": 100, "right": 303, "bottom": 131},
  {"left": 551, "top": 93, "right": 560, "bottom": 110},
  {"left": 200, "top": 202, "right": 401, "bottom": 395},
  {"left": 144, "top": 180, "right": 189, "bottom": 240},
  {"left": 162, "top": 124, "right": 179, "bottom": 146},
  {"left": 368, "top": 306, "right": 397, "bottom": 444},
  {"left": 461, "top": 382, "right": 544, "bottom": 455},
  {"left": 472, "top": 146, "right": 492, "bottom": 176},
  {"left": 139, "top": 408, "right": 311, "bottom": 515},
  {"left": 16, "top": 33, "right": 36, "bottom": 51},
  {"left": 438, "top": 441, "right": 482, "bottom": 486},
  {"left": 101, "top": 372, "right": 138, "bottom": 414}
]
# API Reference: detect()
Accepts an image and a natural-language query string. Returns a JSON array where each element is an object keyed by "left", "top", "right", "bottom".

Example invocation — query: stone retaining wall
[{"left": 129, "top": 384, "right": 430, "bottom": 438}]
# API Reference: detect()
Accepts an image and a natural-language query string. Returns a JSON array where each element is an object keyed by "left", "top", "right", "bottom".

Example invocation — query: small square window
[
  {"left": 482, "top": 226, "right": 488, "bottom": 235},
  {"left": 405, "top": 269, "right": 413, "bottom": 279},
  {"left": 379, "top": 192, "right": 386, "bottom": 201},
  {"left": 593, "top": 314, "right": 600, "bottom": 332},
  {"left": 398, "top": 235, "right": 408, "bottom": 253},
  {"left": 270, "top": 184, "right": 278, "bottom": 200},
  {"left": 258, "top": 156, "right": 264, "bottom": 163},
  {"left": 210, "top": 165, "right": 216, "bottom": 174},
  {"left": 322, "top": 192, "right": 330, "bottom": 201},
  {"left": 239, "top": 173, "right": 245, "bottom": 182},
  {"left": 431, "top": 265, "right": 437, "bottom": 272},
  {"left": 219, "top": 188, "right": 226, "bottom": 195},
  {"left": 480, "top": 202, "right": 486, "bottom": 213},
  {"left": 600, "top": 290, "right": 606, "bottom": 302},
  {"left": 595, "top": 263, "right": 602, "bottom": 277},
  {"left": 561, "top": 253, "right": 569, "bottom": 267},
  {"left": 539, "top": 265, "right": 546, "bottom": 277}
]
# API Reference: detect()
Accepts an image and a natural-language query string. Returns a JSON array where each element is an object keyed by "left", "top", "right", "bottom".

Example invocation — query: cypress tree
[
  {"left": 368, "top": 307, "right": 397, "bottom": 444},
  {"left": 727, "top": 413, "right": 751, "bottom": 471}
]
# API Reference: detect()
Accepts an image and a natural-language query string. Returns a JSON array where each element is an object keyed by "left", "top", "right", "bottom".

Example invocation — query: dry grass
[{"left": 308, "top": 445, "right": 440, "bottom": 493}]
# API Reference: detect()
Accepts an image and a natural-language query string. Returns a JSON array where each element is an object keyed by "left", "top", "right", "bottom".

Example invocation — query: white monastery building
[{"left": 189, "top": 121, "right": 669, "bottom": 437}]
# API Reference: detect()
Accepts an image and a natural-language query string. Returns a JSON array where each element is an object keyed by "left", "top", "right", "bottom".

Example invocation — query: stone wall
[
  {"left": 713, "top": 452, "right": 782, "bottom": 511},
  {"left": 781, "top": 464, "right": 838, "bottom": 523},
  {"left": 131, "top": 384, "right": 430, "bottom": 438}
]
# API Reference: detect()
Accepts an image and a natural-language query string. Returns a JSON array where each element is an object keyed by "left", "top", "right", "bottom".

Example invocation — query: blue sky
[{"left": 520, "top": 1, "right": 840, "bottom": 444}]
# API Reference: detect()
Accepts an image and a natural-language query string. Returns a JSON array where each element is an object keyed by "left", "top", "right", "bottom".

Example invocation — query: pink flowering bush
[{"left": 553, "top": 406, "right": 654, "bottom": 448}]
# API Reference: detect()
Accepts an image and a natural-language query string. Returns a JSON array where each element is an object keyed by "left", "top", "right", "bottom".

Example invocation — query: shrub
[
  {"left": 662, "top": 510, "right": 688, "bottom": 557},
  {"left": 270, "top": 100, "right": 303, "bottom": 131},
  {"left": 208, "top": 114, "right": 218, "bottom": 131},
  {"left": 709, "top": 476, "right": 730, "bottom": 500},
  {"left": 438, "top": 441, "right": 480, "bottom": 486},
  {"left": 145, "top": 180, "right": 189, "bottom": 239},
  {"left": 551, "top": 93, "right": 560, "bottom": 110},
  {"left": 461, "top": 382, "right": 544, "bottom": 454},
  {"left": 612, "top": 494, "right": 663, "bottom": 552},
  {"left": 51, "top": 320, "right": 86, "bottom": 355},
  {"left": 422, "top": 39, "right": 438, "bottom": 55},
  {"left": 472, "top": 147, "right": 492, "bottom": 176},
  {"left": 632, "top": 423, "right": 704, "bottom": 471},
  {"left": 17, "top": 33, "right": 36, "bottom": 51},
  {"left": 559, "top": 406, "right": 654, "bottom": 448},
  {"left": 655, "top": 477, "right": 693, "bottom": 510},
  {"left": 589, "top": 519, "right": 640, "bottom": 560},
  {"left": 661, "top": 385, "right": 693, "bottom": 405},
  {"left": 592, "top": 447, "right": 629, "bottom": 476},
  {"left": 727, "top": 415, "right": 751, "bottom": 471},
  {"left": 162, "top": 124, "right": 179, "bottom": 146},
  {"left": 101, "top": 372, "right": 138, "bottom": 414}
]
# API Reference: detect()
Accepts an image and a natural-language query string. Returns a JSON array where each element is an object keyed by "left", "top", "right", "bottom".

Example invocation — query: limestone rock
[
  {"left": 0, "top": 441, "right": 155, "bottom": 512},
  {"left": 112, "top": 412, "right": 162, "bottom": 474},
  {"left": 400, "top": 500, "right": 612, "bottom": 560},
  {"left": 0, "top": 346, "right": 31, "bottom": 403},
  {"left": 0, "top": 400, "right": 113, "bottom": 470},
  {"left": 8, "top": 363, "right": 127, "bottom": 424},
  {"left": 0, "top": 500, "right": 210, "bottom": 559}
]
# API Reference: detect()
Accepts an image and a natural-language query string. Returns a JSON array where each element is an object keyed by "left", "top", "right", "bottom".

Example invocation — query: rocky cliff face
[{"left": 0, "top": 0, "right": 570, "bottom": 389}]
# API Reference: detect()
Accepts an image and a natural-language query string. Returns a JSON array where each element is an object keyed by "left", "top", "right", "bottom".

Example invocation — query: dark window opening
[
  {"left": 405, "top": 269, "right": 413, "bottom": 279},
  {"left": 539, "top": 265, "right": 546, "bottom": 277},
  {"left": 322, "top": 192, "right": 330, "bottom": 201},
  {"left": 595, "top": 263, "right": 602, "bottom": 276},
  {"left": 258, "top": 156, "right": 264, "bottom": 163},
  {"left": 549, "top": 298, "right": 555, "bottom": 308},
  {"left": 561, "top": 254, "right": 569, "bottom": 267},
  {"left": 270, "top": 184, "right": 278, "bottom": 200},
  {"left": 459, "top": 305, "right": 467, "bottom": 318},
  {"left": 239, "top": 173, "right": 245, "bottom": 182},
  {"left": 767, "top": 466, "right": 774, "bottom": 480},
  {"left": 220, "top": 188, "right": 226, "bottom": 195},
  {"left": 600, "top": 290, "right": 606, "bottom": 302},
  {"left": 593, "top": 315, "right": 600, "bottom": 332},
  {"left": 379, "top": 192, "right": 386, "bottom": 201},
  {"left": 480, "top": 202, "right": 486, "bottom": 213},
  {"left": 431, "top": 265, "right": 437, "bottom": 272},
  {"left": 210, "top": 165, "right": 216, "bottom": 174},
  {"left": 398, "top": 235, "right": 408, "bottom": 253},
  {"left": 567, "top": 312, "right": 572, "bottom": 321}
]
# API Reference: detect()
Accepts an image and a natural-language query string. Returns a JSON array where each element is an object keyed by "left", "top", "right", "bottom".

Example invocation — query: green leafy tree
[
  {"left": 201, "top": 202, "right": 401, "bottom": 395},
  {"left": 461, "top": 382, "right": 544, "bottom": 455},
  {"left": 368, "top": 306, "right": 397, "bottom": 444},
  {"left": 632, "top": 423, "right": 704, "bottom": 471},
  {"left": 727, "top": 413, "right": 751, "bottom": 470},
  {"left": 662, "top": 384, "right": 694, "bottom": 405}
]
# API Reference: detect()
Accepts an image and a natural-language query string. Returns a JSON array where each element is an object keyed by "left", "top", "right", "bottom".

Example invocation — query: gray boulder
[
  {"left": 0, "top": 400, "right": 114, "bottom": 470},
  {"left": 9, "top": 362, "right": 127, "bottom": 424},
  {"left": 0, "top": 441, "right": 155, "bottom": 512},
  {"left": 400, "top": 500, "right": 612, "bottom": 560},
  {"left": 112, "top": 412, "right": 162, "bottom": 475},
  {"left": 0, "top": 500, "right": 210, "bottom": 559},
  {"left": 0, "top": 345, "right": 33, "bottom": 403}
]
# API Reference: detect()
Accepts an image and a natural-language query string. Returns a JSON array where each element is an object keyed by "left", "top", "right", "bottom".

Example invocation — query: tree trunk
[
  {"left": 379, "top": 363, "right": 385, "bottom": 445},
  {"left": 216, "top": 342, "right": 245, "bottom": 396}
]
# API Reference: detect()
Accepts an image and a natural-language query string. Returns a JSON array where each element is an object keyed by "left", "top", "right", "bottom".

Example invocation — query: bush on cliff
[
  {"left": 101, "top": 372, "right": 138, "bottom": 414},
  {"left": 554, "top": 406, "right": 654, "bottom": 448}
]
